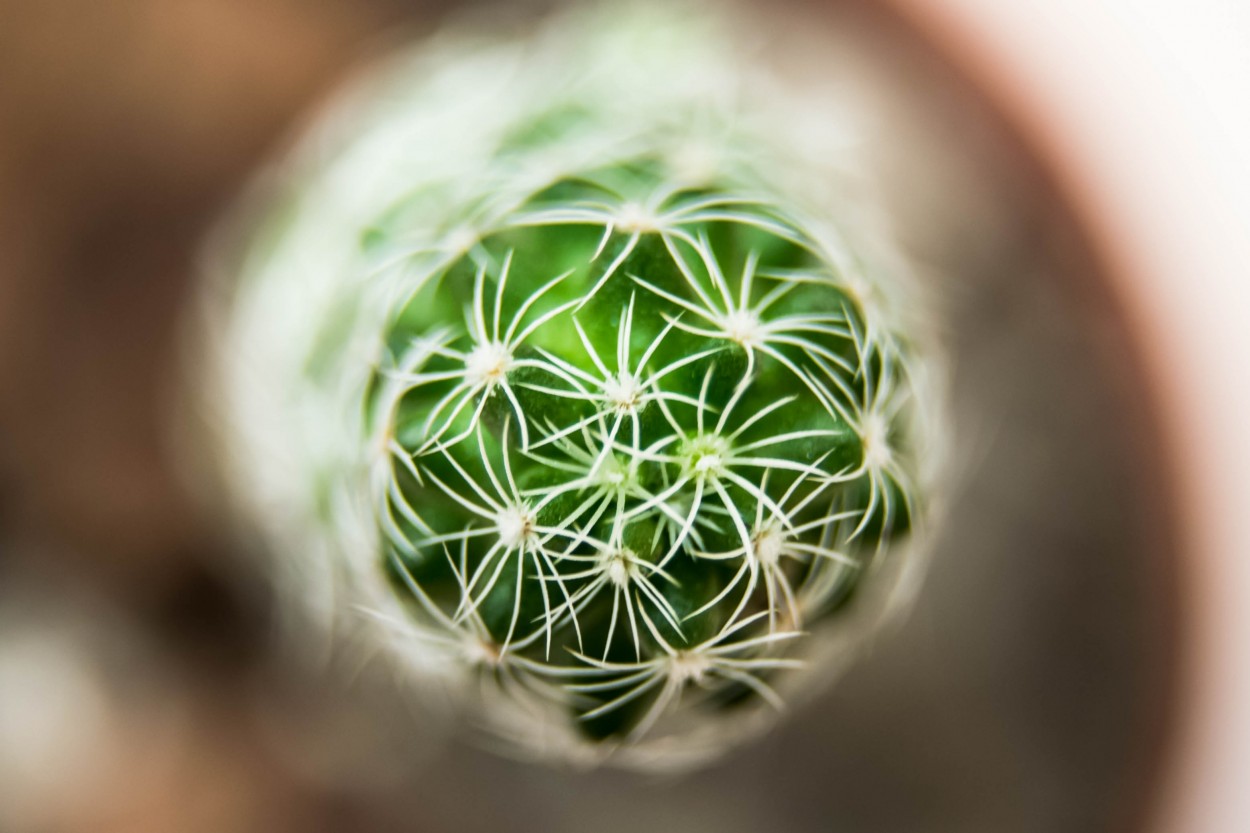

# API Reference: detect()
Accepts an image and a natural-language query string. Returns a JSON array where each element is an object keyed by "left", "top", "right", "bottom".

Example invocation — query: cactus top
[{"left": 215, "top": 2, "right": 943, "bottom": 768}]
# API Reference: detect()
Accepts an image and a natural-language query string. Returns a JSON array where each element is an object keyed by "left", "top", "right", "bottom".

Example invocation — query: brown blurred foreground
[
  {"left": 0, "top": 3, "right": 436, "bottom": 830},
  {"left": 0, "top": 2, "right": 1176, "bottom": 832}
]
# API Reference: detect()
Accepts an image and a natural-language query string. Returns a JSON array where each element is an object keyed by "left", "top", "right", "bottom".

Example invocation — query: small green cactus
[{"left": 210, "top": 2, "right": 944, "bottom": 767}]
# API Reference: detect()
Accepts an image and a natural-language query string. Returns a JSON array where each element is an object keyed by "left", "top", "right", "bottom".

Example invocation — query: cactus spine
[{"left": 212, "top": 2, "right": 944, "bottom": 767}]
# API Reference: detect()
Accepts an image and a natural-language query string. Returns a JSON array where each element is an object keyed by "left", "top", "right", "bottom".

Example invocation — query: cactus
[{"left": 209, "top": 2, "right": 945, "bottom": 767}]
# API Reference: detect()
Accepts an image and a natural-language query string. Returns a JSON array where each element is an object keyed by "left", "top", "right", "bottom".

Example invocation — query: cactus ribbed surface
[{"left": 211, "top": 2, "right": 945, "bottom": 767}]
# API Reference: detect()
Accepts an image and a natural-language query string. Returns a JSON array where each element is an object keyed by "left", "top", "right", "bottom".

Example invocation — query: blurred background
[{"left": 0, "top": 1, "right": 1180, "bottom": 831}]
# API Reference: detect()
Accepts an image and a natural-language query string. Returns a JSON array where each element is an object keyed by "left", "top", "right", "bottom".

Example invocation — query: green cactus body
[{"left": 211, "top": 2, "right": 944, "bottom": 766}]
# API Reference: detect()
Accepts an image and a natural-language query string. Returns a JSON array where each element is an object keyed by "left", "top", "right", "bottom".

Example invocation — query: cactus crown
[{"left": 216, "top": 2, "right": 941, "bottom": 766}]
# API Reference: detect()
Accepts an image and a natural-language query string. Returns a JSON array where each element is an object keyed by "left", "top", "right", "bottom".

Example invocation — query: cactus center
[
  {"left": 444, "top": 226, "right": 479, "bottom": 256},
  {"left": 860, "top": 412, "right": 893, "bottom": 469},
  {"left": 603, "top": 371, "right": 644, "bottom": 411},
  {"left": 753, "top": 522, "right": 786, "bottom": 567},
  {"left": 496, "top": 505, "right": 537, "bottom": 549},
  {"left": 465, "top": 341, "right": 514, "bottom": 385},
  {"left": 596, "top": 456, "right": 631, "bottom": 489},
  {"left": 463, "top": 637, "right": 502, "bottom": 668},
  {"left": 683, "top": 434, "right": 731, "bottom": 478},
  {"left": 616, "top": 202, "right": 659, "bottom": 233},
  {"left": 605, "top": 549, "right": 639, "bottom": 589},
  {"left": 722, "top": 308, "right": 764, "bottom": 346},
  {"left": 668, "top": 651, "right": 713, "bottom": 685}
]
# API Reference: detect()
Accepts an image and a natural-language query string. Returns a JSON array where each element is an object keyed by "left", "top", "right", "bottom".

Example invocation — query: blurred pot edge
[{"left": 882, "top": 1, "right": 1250, "bottom": 832}]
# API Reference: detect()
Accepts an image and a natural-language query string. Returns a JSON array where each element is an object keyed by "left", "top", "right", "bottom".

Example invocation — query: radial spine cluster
[{"left": 214, "top": 2, "right": 944, "bottom": 767}]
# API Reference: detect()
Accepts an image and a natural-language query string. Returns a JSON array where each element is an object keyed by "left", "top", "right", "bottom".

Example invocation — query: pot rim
[{"left": 882, "top": 2, "right": 1250, "bottom": 831}]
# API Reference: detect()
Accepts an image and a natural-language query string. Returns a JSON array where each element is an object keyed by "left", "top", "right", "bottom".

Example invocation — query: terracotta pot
[{"left": 887, "top": 1, "right": 1250, "bottom": 831}]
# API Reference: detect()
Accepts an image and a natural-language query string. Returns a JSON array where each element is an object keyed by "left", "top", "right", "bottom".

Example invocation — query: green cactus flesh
[
  {"left": 369, "top": 174, "right": 918, "bottom": 742},
  {"left": 218, "top": 4, "right": 939, "bottom": 764}
]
